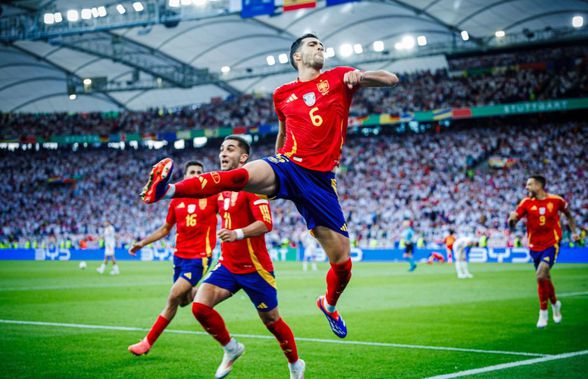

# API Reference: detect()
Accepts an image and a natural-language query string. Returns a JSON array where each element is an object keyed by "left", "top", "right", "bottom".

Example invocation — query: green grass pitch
[{"left": 1, "top": 261, "right": 587, "bottom": 378}]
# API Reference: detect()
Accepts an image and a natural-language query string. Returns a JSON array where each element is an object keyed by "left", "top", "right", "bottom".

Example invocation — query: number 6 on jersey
[{"left": 309, "top": 107, "right": 323, "bottom": 127}]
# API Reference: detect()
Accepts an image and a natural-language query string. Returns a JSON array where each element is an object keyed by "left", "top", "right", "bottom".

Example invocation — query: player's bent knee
[{"left": 259, "top": 309, "right": 280, "bottom": 325}]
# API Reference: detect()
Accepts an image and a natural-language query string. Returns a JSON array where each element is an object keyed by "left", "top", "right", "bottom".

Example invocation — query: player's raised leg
[
  {"left": 314, "top": 226, "right": 351, "bottom": 338},
  {"left": 128, "top": 277, "right": 193, "bottom": 355},
  {"left": 141, "top": 159, "right": 277, "bottom": 204}
]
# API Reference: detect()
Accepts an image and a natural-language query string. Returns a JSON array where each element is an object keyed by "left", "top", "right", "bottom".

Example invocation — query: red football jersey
[
  {"left": 444, "top": 235, "right": 456, "bottom": 249},
  {"left": 166, "top": 197, "right": 218, "bottom": 259},
  {"left": 217, "top": 191, "right": 274, "bottom": 275},
  {"left": 515, "top": 194, "right": 568, "bottom": 251},
  {"left": 273, "top": 66, "right": 359, "bottom": 172}
]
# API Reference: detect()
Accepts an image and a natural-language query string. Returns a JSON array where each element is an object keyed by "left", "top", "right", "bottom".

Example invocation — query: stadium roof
[{"left": 1, "top": 0, "right": 587, "bottom": 112}]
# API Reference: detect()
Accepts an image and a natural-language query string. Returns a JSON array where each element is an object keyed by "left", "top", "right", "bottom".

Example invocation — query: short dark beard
[{"left": 303, "top": 54, "right": 323, "bottom": 70}]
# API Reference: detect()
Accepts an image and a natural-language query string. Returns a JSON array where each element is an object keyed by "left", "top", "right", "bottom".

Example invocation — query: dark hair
[
  {"left": 449, "top": 229, "right": 455, "bottom": 234},
  {"left": 290, "top": 33, "right": 319, "bottom": 70},
  {"left": 529, "top": 175, "right": 547, "bottom": 188},
  {"left": 224, "top": 135, "right": 251, "bottom": 156},
  {"left": 184, "top": 160, "right": 204, "bottom": 174}
]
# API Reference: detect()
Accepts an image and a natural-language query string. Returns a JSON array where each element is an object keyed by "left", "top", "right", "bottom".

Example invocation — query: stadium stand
[{"left": 1, "top": 118, "right": 586, "bottom": 250}]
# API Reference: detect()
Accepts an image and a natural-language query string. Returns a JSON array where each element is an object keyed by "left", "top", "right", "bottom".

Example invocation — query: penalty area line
[
  {"left": 0, "top": 319, "right": 547, "bottom": 358},
  {"left": 424, "top": 349, "right": 588, "bottom": 379}
]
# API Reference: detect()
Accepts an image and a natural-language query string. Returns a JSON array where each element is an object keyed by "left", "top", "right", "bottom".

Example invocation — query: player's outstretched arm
[
  {"left": 563, "top": 208, "right": 580, "bottom": 241},
  {"left": 507, "top": 211, "right": 520, "bottom": 229},
  {"left": 218, "top": 221, "right": 269, "bottom": 242},
  {"left": 344, "top": 69, "right": 399, "bottom": 89},
  {"left": 129, "top": 223, "right": 173, "bottom": 255}
]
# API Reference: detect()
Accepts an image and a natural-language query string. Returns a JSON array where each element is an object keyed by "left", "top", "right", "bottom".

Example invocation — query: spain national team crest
[
  {"left": 303, "top": 92, "right": 316, "bottom": 106},
  {"left": 187, "top": 204, "right": 196, "bottom": 214},
  {"left": 317, "top": 79, "right": 329, "bottom": 95},
  {"left": 199, "top": 198, "right": 207, "bottom": 210},
  {"left": 547, "top": 202, "right": 554, "bottom": 213}
]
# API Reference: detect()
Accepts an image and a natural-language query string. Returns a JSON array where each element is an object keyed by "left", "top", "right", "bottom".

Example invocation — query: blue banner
[
  {"left": 299, "top": 247, "right": 588, "bottom": 264},
  {"left": 1, "top": 247, "right": 587, "bottom": 263},
  {"left": 326, "top": 0, "right": 359, "bottom": 6},
  {"left": 241, "top": 0, "right": 275, "bottom": 18},
  {"left": 0, "top": 246, "right": 295, "bottom": 262}
]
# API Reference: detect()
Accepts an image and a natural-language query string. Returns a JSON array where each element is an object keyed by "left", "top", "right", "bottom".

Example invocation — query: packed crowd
[
  {"left": 2, "top": 46, "right": 587, "bottom": 138},
  {"left": 1, "top": 120, "right": 586, "bottom": 250}
]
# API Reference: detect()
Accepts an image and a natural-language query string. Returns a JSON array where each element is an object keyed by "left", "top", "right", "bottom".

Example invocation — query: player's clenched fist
[
  {"left": 218, "top": 228, "right": 237, "bottom": 242},
  {"left": 343, "top": 69, "right": 364, "bottom": 89}
]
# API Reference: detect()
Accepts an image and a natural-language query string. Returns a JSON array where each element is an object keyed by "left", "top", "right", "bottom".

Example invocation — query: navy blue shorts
[
  {"left": 173, "top": 256, "right": 210, "bottom": 287},
  {"left": 530, "top": 245, "right": 558, "bottom": 270},
  {"left": 263, "top": 154, "right": 349, "bottom": 238},
  {"left": 203, "top": 263, "right": 278, "bottom": 312}
]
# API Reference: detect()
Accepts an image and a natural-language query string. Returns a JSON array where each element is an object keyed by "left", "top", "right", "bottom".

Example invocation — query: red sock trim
[
  {"left": 174, "top": 168, "right": 249, "bottom": 198},
  {"left": 146, "top": 315, "right": 170, "bottom": 345},
  {"left": 266, "top": 318, "right": 299, "bottom": 363},
  {"left": 192, "top": 302, "right": 231, "bottom": 346},
  {"left": 325, "top": 258, "right": 352, "bottom": 306}
]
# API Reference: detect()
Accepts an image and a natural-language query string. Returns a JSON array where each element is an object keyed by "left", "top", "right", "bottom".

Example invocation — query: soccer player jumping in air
[
  {"left": 141, "top": 34, "right": 399, "bottom": 338},
  {"left": 508, "top": 175, "right": 579, "bottom": 328}
]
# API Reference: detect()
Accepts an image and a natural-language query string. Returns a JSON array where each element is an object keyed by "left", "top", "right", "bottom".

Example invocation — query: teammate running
[
  {"left": 128, "top": 161, "right": 218, "bottom": 355},
  {"left": 443, "top": 229, "right": 456, "bottom": 264},
  {"left": 140, "top": 33, "right": 398, "bottom": 338},
  {"left": 508, "top": 175, "right": 579, "bottom": 328},
  {"left": 190, "top": 136, "right": 304, "bottom": 379}
]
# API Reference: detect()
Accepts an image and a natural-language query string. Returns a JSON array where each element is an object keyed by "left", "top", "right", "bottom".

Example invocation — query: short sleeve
[
  {"left": 273, "top": 91, "right": 285, "bottom": 122},
  {"left": 515, "top": 199, "right": 528, "bottom": 218},
  {"left": 248, "top": 194, "right": 273, "bottom": 231}
]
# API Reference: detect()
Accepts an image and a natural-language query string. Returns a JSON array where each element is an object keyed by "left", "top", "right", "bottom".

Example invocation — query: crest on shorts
[
  {"left": 317, "top": 80, "right": 329, "bottom": 95},
  {"left": 539, "top": 207, "right": 545, "bottom": 215},
  {"left": 303, "top": 92, "right": 316, "bottom": 106},
  {"left": 547, "top": 202, "right": 554, "bottom": 213},
  {"left": 187, "top": 204, "right": 196, "bottom": 214}
]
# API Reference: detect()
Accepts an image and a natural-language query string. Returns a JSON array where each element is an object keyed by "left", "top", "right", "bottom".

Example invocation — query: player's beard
[
  {"left": 304, "top": 53, "right": 324, "bottom": 70},
  {"left": 528, "top": 190, "right": 537, "bottom": 198}
]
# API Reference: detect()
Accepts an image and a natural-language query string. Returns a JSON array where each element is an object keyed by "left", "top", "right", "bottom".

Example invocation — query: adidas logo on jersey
[
  {"left": 286, "top": 93, "right": 298, "bottom": 103},
  {"left": 257, "top": 302, "right": 268, "bottom": 309}
]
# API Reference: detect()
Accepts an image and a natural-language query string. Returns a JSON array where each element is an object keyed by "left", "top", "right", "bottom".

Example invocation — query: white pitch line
[
  {"left": 425, "top": 349, "right": 588, "bottom": 379},
  {"left": 0, "top": 319, "right": 547, "bottom": 358},
  {"left": 558, "top": 291, "right": 588, "bottom": 298},
  {"left": 0, "top": 281, "right": 170, "bottom": 292}
]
